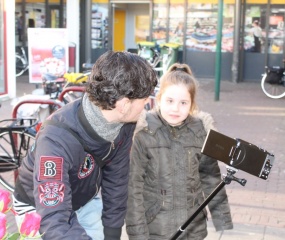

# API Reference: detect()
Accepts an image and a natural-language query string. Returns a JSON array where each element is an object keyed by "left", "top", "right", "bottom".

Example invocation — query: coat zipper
[
  {"left": 161, "top": 189, "right": 166, "bottom": 206},
  {"left": 92, "top": 140, "right": 115, "bottom": 199},
  {"left": 102, "top": 140, "right": 115, "bottom": 161}
]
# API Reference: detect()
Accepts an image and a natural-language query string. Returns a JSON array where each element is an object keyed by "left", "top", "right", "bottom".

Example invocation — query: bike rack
[
  {"left": 12, "top": 99, "right": 64, "bottom": 118},
  {"left": 10, "top": 99, "right": 64, "bottom": 184},
  {"left": 58, "top": 86, "right": 85, "bottom": 102}
]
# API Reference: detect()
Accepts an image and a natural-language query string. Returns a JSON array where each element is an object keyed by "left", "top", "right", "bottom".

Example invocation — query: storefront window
[
  {"left": 169, "top": 0, "right": 185, "bottom": 45},
  {"left": 268, "top": 4, "right": 284, "bottom": 54},
  {"left": 135, "top": 15, "right": 150, "bottom": 43},
  {"left": 243, "top": 3, "right": 267, "bottom": 53},
  {"left": 186, "top": 1, "right": 218, "bottom": 52},
  {"left": 15, "top": 0, "right": 66, "bottom": 46},
  {"left": 91, "top": 1, "right": 109, "bottom": 49},
  {"left": 0, "top": 0, "right": 5, "bottom": 95},
  {"left": 152, "top": 0, "right": 167, "bottom": 45},
  {"left": 186, "top": 0, "right": 234, "bottom": 52},
  {"left": 222, "top": 3, "right": 234, "bottom": 52}
]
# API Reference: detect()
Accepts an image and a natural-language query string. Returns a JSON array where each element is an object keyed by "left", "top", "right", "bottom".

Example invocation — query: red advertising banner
[{"left": 28, "top": 28, "right": 68, "bottom": 84}]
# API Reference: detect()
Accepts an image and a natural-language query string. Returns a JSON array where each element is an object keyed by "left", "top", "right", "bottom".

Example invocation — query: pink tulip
[
  {"left": 0, "top": 212, "right": 7, "bottom": 239},
  {"left": 20, "top": 212, "right": 42, "bottom": 237},
  {"left": 0, "top": 189, "right": 11, "bottom": 213}
]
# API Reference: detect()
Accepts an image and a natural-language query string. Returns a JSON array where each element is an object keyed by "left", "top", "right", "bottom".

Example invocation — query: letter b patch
[{"left": 39, "top": 156, "right": 63, "bottom": 181}]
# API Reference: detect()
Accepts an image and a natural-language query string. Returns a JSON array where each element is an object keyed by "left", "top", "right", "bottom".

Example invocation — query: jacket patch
[
  {"left": 38, "top": 182, "right": 65, "bottom": 207},
  {"left": 78, "top": 154, "right": 95, "bottom": 179},
  {"left": 39, "top": 156, "right": 63, "bottom": 181}
]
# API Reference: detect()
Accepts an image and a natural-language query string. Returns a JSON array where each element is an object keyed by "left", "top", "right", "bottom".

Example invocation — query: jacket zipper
[
  {"left": 161, "top": 189, "right": 166, "bottom": 206},
  {"left": 102, "top": 140, "right": 115, "bottom": 161},
  {"left": 91, "top": 140, "right": 115, "bottom": 199}
]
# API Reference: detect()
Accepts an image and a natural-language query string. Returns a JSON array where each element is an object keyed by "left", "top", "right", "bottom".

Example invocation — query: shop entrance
[
  {"left": 114, "top": 9, "right": 126, "bottom": 51},
  {"left": 112, "top": 3, "right": 149, "bottom": 52},
  {"left": 240, "top": 3, "right": 284, "bottom": 81},
  {"left": 46, "top": 5, "right": 64, "bottom": 28}
]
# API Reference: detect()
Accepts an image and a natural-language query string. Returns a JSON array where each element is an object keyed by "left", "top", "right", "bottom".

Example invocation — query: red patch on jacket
[{"left": 39, "top": 156, "right": 63, "bottom": 181}]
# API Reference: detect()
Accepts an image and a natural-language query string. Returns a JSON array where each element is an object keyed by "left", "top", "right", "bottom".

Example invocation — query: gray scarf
[{"left": 82, "top": 94, "right": 123, "bottom": 142}]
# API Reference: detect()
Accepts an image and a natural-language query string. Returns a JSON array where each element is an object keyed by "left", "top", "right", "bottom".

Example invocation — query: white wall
[
  {"left": 66, "top": 0, "right": 80, "bottom": 72},
  {"left": 6, "top": 0, "right": 16, "bottom": 99},
  {"left": 125, "top": 4, "right": 149, "bottom": 50}
]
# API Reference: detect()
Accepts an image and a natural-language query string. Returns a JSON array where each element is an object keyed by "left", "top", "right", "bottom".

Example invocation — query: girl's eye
[
  {"left": 181, "top": 101, "right": 187, "bottom": 105},
  {"left": 167, "top": 99, "right": 172, "bottom": 103}
]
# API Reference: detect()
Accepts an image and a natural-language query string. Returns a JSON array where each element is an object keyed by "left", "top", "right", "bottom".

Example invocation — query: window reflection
[
  {"left": 186, "top": 3, "right": 219, "bottom": 52},
  {"left": 185, "top": 2, "right": 234, "bottom": 52},
  {"left": 91, "top": 3, "right": 109, "bottom": 49},
  {"left": 243, "top": 5, "right": 266, "bottom": 53},
  {"left": 169, "top": 1, "right": 184, "bottom": 45},
  {"left": 268, "top": 6, "right": 284, "bottom": 54},
  {"left": 152, "top": 1, "right": 167, "bottom": 45}
]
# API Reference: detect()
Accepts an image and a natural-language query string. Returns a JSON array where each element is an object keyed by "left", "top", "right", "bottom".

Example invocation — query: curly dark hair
[{"left": 85, "top": 51, "right": 158, "bottom": 110}]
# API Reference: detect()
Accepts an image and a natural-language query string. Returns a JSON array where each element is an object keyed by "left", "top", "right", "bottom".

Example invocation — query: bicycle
[
  {"left": 16, "top": 46, "right": 29, "bottom": 77},
  {"left": 42, "top": 71, "right": 90, "bottom": 103},
  {"left": 0, "top": 117, "right": 38, "bottom": 192},
  {"left": 138, "top": 44, "right": 174, "bottom": 110},
  {"left": 13, "top": 66, "right": 92, "bottom": 120},
  {"left": 0, "top": 98, "right": 64, "bottom": 192},
  {"left": 138, "top": 44, "right": 162, "bottom": 69},
  {"left": 261, "top": 59, "right": 285, "bottom": 99},
  {"left": 41, "top": 62, "right": 92, "bottom": 102},
  {"left": 137, "top": 44, "right": 174, "bottom": 75}
]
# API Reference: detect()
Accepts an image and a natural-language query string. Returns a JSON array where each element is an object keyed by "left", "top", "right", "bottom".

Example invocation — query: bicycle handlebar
[
  {"left": 0, "top": 118, "right": 39, "bottom": 130},
  {"left": 63, "top": 72, "right": 90, "bottom": 84}
]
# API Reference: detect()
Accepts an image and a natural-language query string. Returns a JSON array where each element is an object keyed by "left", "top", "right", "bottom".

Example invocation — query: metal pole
[
  {"left": 182, "top": 0, "right": 188, "bottom": 63},
  {"left": 85, "top": 0, "right": 92, "bottom": 63},
  {"left": 214, "top": 0, "right": 224, "bottom": 101},
  {"left": 169, "top": 167, "right": 247, "bottom": 240},
  {"left": 231, "top": 0, "right": 241, "bottom": 83},
  {"left": 170, "top": 181, "right": 227, "bottom": 240}
]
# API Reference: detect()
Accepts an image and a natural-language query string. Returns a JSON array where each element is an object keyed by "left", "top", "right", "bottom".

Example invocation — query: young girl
[{"left": 126, "top": 63, "right": 233, "bottom": 239}]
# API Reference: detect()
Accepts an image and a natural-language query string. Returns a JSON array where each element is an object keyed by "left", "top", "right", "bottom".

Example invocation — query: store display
[
  {"left": 185, "top": 5, "right": 234, "bottom": 52},
  {"left": 91, "top": 7, "right": 108, "bottom": 49}
]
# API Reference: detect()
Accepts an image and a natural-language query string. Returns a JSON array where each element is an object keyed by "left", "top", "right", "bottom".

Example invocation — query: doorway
[
  {"left": 113, "top": 10, "right": 126, "bottom": 51},
  {"left": 46, "top": 5, "right": 65, "bottom": 28}
]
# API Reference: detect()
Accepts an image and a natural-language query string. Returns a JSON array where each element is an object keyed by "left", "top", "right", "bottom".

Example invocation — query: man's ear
[{"left": 116, "top": 97, "right": 130, "bottom": 114}]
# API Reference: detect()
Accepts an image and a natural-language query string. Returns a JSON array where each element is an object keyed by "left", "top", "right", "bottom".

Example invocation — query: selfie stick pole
[{"left": 169, "top": 167, "right": 247, "bottom": 240}]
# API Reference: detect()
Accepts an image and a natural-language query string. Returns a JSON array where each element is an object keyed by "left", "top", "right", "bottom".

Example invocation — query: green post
[{"left": 215, "top": 0, "right": 224, "bottom": 101}]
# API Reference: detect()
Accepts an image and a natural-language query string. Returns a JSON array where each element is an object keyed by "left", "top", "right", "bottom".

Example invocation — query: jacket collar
[
  {"left": 77, "top": 98, "right": 105, "bottom": 141},
  {"left": 143, "top": 110, "right": 215, "bottom": 136}
]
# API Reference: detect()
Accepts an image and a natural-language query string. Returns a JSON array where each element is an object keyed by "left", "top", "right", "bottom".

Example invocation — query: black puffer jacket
[
  {"left": 126, "top": 111, "right": 233, "bottom": 240},
  {"left": 14, "top": 98, "right": 136, "bottom": 240}
]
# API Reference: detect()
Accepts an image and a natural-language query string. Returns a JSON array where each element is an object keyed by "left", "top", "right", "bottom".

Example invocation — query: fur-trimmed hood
[{"left": 134, "top": 109, "right": 216, "bottom": 136}]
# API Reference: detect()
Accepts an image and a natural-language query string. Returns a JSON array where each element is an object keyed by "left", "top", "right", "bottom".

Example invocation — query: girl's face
[{"left": 159, "top": 84, "right": 191, "bottom": 126}]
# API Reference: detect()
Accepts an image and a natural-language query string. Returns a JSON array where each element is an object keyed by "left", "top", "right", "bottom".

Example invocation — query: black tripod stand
[{"left": 169, "top": 166, "right": 247, "bottom": 240}]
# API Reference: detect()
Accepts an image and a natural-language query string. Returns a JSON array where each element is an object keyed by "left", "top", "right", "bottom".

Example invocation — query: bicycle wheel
[
  {"left": 261, "top": 73, "right": 285, "bottom": 99},
  {"left": 0, "top": 130, "right": 36, "bottom": 192},
  {"left": 15, "top": 55, "right": 27, "bottom": 77}
]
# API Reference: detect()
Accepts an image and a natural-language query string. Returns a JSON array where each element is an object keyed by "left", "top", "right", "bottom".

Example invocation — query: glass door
[
  {"left": 268, "top": 5, "right": 284, "bottom": 54},
  {"left": 152, "top": 0, "right": 168, "bottom": 45}
]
